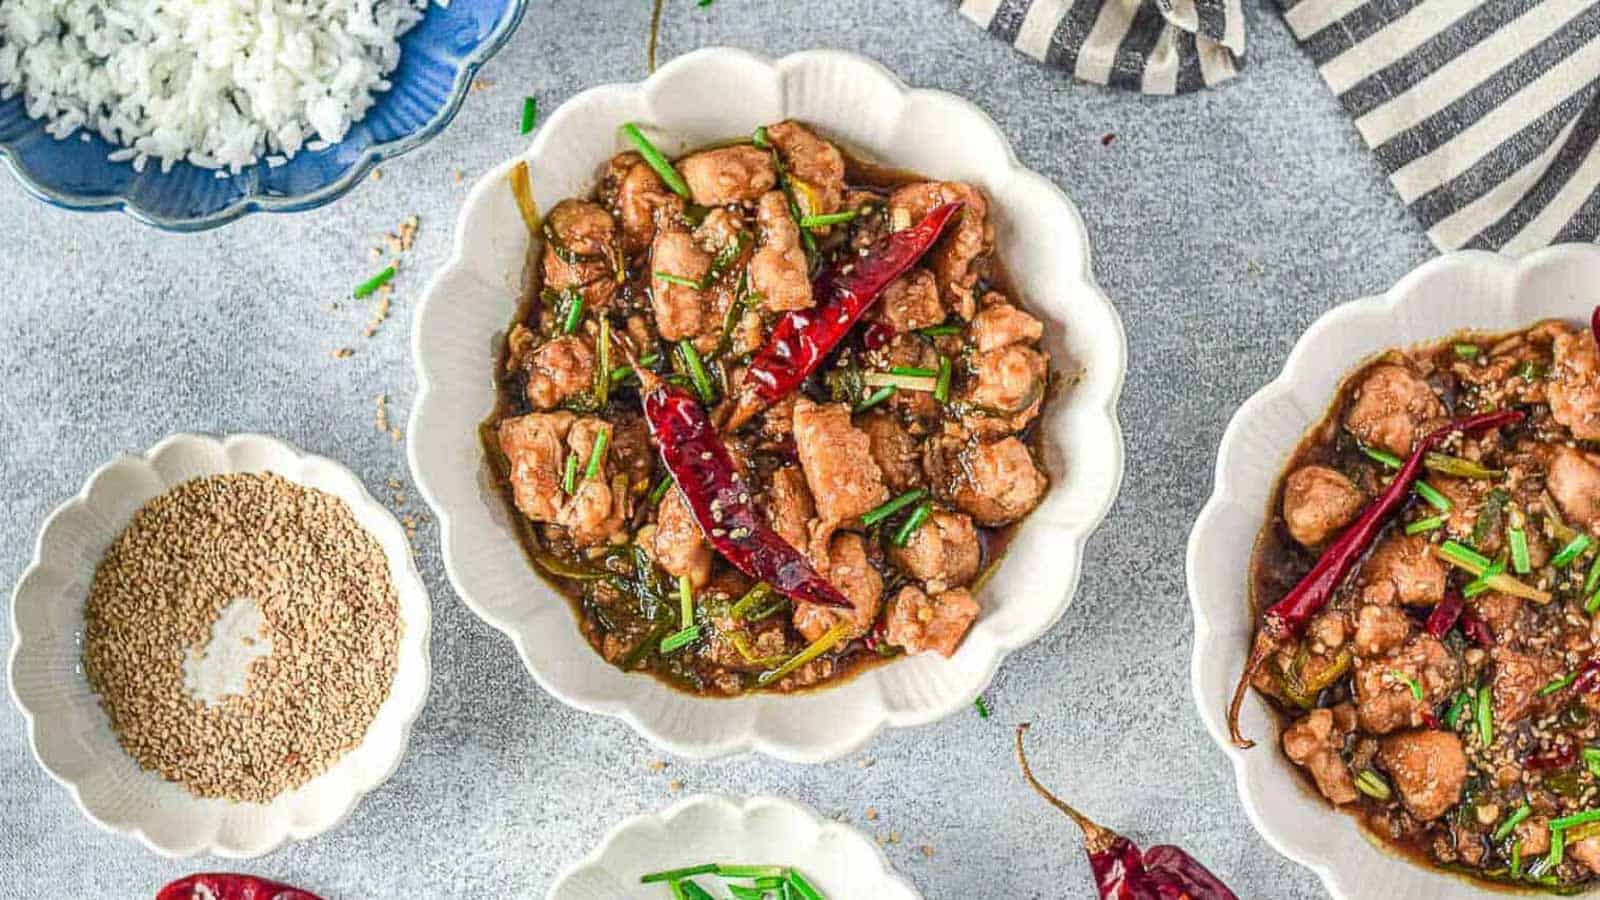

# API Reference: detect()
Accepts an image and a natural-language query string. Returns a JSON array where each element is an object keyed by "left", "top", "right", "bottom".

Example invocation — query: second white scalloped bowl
[
  {"left": 1189, "top": 244, "right": 1600, "bottom": 900},
  {"left": 408, "top": 47, "right": 1126, "bottom": 761}
]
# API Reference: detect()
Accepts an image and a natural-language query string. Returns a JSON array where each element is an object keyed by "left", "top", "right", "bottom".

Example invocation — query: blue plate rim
[{"left": 0, "top": 0, "right": 529, "bottom": 233}]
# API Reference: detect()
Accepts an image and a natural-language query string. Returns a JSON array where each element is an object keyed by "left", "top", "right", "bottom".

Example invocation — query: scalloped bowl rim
[
  {"left": 546, "top": 793, "right": 922, "bottom": 899},
  {"left": 7, "top": 432, "right": 433, "bottom": 857},
  {"left": 0, "top": 0, "right": 529, "bottom": 232},
  {"left": 408, "top": 46, "right": 1127, "bottom": 761},
  {"left": 1187, "top": 244, "right": 1600, "bottom": 899}
]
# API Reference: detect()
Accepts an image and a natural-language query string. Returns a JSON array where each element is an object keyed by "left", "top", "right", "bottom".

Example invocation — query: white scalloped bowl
[
  {"left": 548, "top": 793, "right": 921, "bottom": 899},
  {"left": 1189, "top": 244, "right": 1600, "bottom": 899},
  {"left": 408, "top": 47, "right": 1126, "bottom": 761},
  {"left": 8, "top": 433, "right": 432, "bottom": 857}
]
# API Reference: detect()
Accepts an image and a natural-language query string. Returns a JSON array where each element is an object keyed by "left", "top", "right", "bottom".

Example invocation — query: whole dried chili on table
[
  {"left": 632, "top": 360, "right": 850, "bottom": 608},
  {"left": 725, "top": 201, "right": 963, "bottom": 430},
  {"left": 1016, "top": 724, "right": 1239, "bottom": 900},
  {"left": 157, "top": 874, "right": 323, "bottom": 900},
  {"left": 1226, "top": 408, "right": 1525, "bottom": 748}
]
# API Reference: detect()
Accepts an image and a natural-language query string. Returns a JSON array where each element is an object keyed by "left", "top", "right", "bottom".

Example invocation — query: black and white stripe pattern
[
  {"left": 958, "top": 0, "right": 1245, "bottom": 94},
  {"left": 1282, "top": 0, "right": 1600, "bottom": 251}
]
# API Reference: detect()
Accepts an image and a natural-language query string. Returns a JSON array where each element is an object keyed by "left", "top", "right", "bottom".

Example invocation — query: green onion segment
[
  {"left": 862, "top": 489, "right": 925, "bottom": 528},
  {"left": 353, "top": 265, "right": 396, "bottom": 299},
  {"left": 621, "top": 123, "right": 690, "bottom": 198}
]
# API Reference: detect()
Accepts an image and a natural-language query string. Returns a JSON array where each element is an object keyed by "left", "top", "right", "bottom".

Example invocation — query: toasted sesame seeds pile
[{"left": 81, "top": 472, "right": 401, "bottom": 803}]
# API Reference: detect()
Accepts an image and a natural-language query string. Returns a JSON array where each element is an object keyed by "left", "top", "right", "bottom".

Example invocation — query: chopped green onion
[
  {"left": 1462, "top": 555, "right": 1506, "bottom": 598},
  {"left": 678, "top": 340, "right": 716, "bottom": 405},
  {"left": 353, "top": 265, "right": 396, "bottom": 299},
  {"left": 1353, "top": 768, "right": 1391, "bottom": 801},
  {"left": 561, "top": 294, "right": 584, "bottom": 334},
  {"left": 751, "top": 125, "right": 769, "bottom": 149},
  {"left": 853, "top": 384, "right": 895, "bottom": 413},
  {"left": 1404, "top": 516, "right": 1444, "bottom": 536},
  {"left": 888, "top": 365, "right": 937, "bottom": 377},
  {"left": 726, "top": 886, "right": 766, "bottom": 900},
  {"left": 611, "top": 352, "right": 662, "bottom": 382},
  {"left": 729, "top": 582, "right": 773, "bottom": 620},
  {"left": 1551, "top": 808, "right": 1600, "bottom": 832},
  {"left": 659, "top": 625, "right": 701, "bottom": 655},
  {"left": 621, "top": 123, "right": 690, "bottom": 198},
  {"left": 1453, "top": 342, "right": 1480, "bottom": 359},
  {"left": 1425, "top": 452, "right": 1503, "bottom": 480},
  {"left": 562, "top": 453, "right": 579, "bottom": 494},
  {"left": 1553, "top": 533, "right": 1592, "bottom": 569},
  {"left": 1361, "top": 445, "right": 1403, "bottom": 469},
  {"left": 584, "top": 429, "right": 609, "bottom": 480},
  {"left": 758, "top": 621, "right": 850, "bottom": 687},
  {"left": 678, "top": 573, "right": 696, "bottom": 629},
  {"left": 862, "top": 371, "right": 937, "bottom": 392},
  {"left": 1509, "top": 527, "right": 1531, "bottom": 574},
  {"left": 1415, "top": 481, "right": 1451, "bottom": 512},
  {"left": 677, "top": 881, "right": 715, "bottom": 900},
  {"left": 1547, "top": 826, "right": 1566, "bottom": 869},
  {"left": 785, "top": 871, "right": 824, "bottom": 900},
  {"left": 1520, "top": 360, "right": 1547, "bottom": 381},
  {"left": 1583, "top": 747, "right": 1600, "bottom": 779},
  {"left": 642, "top": 864, "right": 720, "bottom": 884},
  {"left": 917, "top": 323, "right": 963, "bottom": 337},
  {"left": 1495, "top": 803, "right": 1532, "bottom": 841},
  {"left": 655, "top": 271, "right": 703, "bottom": 289},
  {"left": 716, "top": 865, "right": 785, "bottom": 879},
  {"left": 1588, "top": 589, "right": 1600, "bottom": 616},
  {"left": 750, "top": 876, "right": 785, "bottom": 890},
  {"left": 1390, "top": 671, "right": 1424, "bottom": 702},
  {"left": 697, "top": 0, "right": 714, "bottom": 7},
  {"left": 1444, "top": 691, "right": 1471, "bottom": 729},
  {"left": 1511, "top": 839, "right": 1524, "bottom": 879},
  {"left": 1478, "top": 683, "right": 1494, "bottom": 747},
  {"left": 799, "top": 210, "right": 858, "bottom": 229},
  {"left": 595, "top": 317, "right": 612, "bottom": 405},
  {"left": 648, "top": 475, "right": 673, "bottom": 505},
  {"left": 1540, "top": 672, "right": 1577, "bottom": 696},
  {"left": 892, "top": 500, "right": 934, "bottom": 547},
  {"left": 934, "top": 355, "right": 953, "bottom": 404},
  {"left": 519, "top": 96, "right": 538, "bottom": 135},
  {"left": 1439, "top": 540, "right": 1492, "bottom": 570},
  {"left": 861, "top": 489, "right": 926, "bottom": 528},
  {"left": 1586, "top": 553, "right": 1600, "bottom": 595},
  {"left": 1434, "top": 542, "right": 1552, "bottom": 604},
  {"left": 975, "top": 696, "right": 990, "bottom": 719}
]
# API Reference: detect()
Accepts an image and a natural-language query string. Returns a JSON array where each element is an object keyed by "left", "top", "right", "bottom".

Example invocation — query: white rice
[{"left": 0, "top": 0, "right": 440, "bottom": 174}]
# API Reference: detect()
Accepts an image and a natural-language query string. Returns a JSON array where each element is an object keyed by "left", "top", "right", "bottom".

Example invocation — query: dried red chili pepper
[
  {"left": 1227, "top": 408, "right": 1525, "bottom": 748},
  {"left": 1017, "top": 724, "right": 1239, "bottom": 900},
  {"left": 157, "top": 874, "right": 323, "bottom": 900},
  {"left": 1526, "top": 741, "right": 1578, "bottom": 772},
  {"left": 633, "top": 362, "right": 849, "bottom": 608},
  {"left": 1459, "top": 610, "right": 1495, "bottom": 648},
  {"left": 1572, "top": 659, "right": 1600, "bottom": 693},
  {"left": 725, "top": 202, "right": 963, "bottom": 429},
  {"left": 862, "top": 320, "right": 895, "bottom": 351},
  {"left": 1424, "top": 590, "right": 1463, "bottom": 639}
]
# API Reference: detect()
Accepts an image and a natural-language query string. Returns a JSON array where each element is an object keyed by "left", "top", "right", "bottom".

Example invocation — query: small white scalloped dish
[
  {"left": 408, "top": 47, "right": 1126, "bottom": 761},
  {"left": 1189, "top": 244, "right": 1600, "bottom": 899},
  {"left": 548, "top": 793, "right": 921, "bottom": 900},
  {"left": 8, "top": 433, "right": 432, "bottom": 857}
]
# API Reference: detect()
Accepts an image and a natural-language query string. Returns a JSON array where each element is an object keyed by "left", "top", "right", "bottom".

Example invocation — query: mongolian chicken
[
  {"left": 1241, "top": 317, "right": 1600, "bottom": 891},
  {"left": 483, "top": 120, "right": 1053, "bottom": 694}
]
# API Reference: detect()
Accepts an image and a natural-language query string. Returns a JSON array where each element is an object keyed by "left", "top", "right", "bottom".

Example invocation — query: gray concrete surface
[{"left": 0, "top": 1, "right": 1438, "bottom": 897}]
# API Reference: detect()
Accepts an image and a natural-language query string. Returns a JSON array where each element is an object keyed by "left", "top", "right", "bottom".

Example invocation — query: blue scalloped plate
[{"left": 0, "top": 0, "right": 527, "bottom": 232}]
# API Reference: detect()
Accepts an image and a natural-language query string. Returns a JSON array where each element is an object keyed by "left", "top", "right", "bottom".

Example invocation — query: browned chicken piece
[
  {"left": 764, "top": 465, "right": 815, "bottom": 553},
  {"left": 1281, "top": 465, "right": 1364, "bottom": 548},
  {"left": 606, "top": 152, "right": 681, "bottom": 254},
  {"left": 1357, "top": 534, "right": 1447, "bottom": 607},
  {"left": 1377, "top": 730, "right": 1468, "bottom": 822},
  {"left": 1307, "top": 610, "right": 1349, "bottom": 653},
  {"left": 1282, "top": 707, "right": 1359, "bottom": 805},
  {"left": 498, "top": 411, "right": 574, "bottom": 523},
  {"left": 1550, "top": 327, "right": 1600, "bottom": 440},
  {"left": 1343, "top": 363, "right": 1444, "bottom": 457},
  {"left": 793, "top": 398, "right": 889, "bottom": 529},
  {"left": 888, "top": 181, "right": 992, "bottom": 311},
  {"left": 890, "top": 509, "right": 980, "bottom": 589},
  {"left": 961, "top": 344, "right": 1047, "bottom": 437},
  {"left": 884, "top": 584, "right": 979, "bottom": 657},
  {"left": 558, "top": 419, "right": 626, "bottom": 546},
  {"left": 1435, "top": 476, "right": 1494, "bottom": 544},
  {"left": 868, "top": 269, "right": 943, "bottom": 333},
  {"left": 542, "top": 199, "right": 619, "bottom": 311},
  {"left": 857, "top": 410, "right": 923, "bottom": 493},
  {"left": 757, "top": 393, "right": 798, "bottom": 444},
  {"left": 522, "top": 336, "right": 597, "bottom": 410},
  {"left": 884, "top": 333, "right": 942, "bottom": 422},
  {"left": 926, "top": 433, "right": 1048, "bottom": 528},
  {"left": 1515, "top": 817, "right": 1552, "bottom": 857},
  {"left": 1467, "top": 592, "right": 1521, "bottom": 639},
  {"left": 766, "top": 120, "right": 845, "bottom": 216},
  {"left": 1548, "top": 446, "right": 1600, "bottom": 533},
  {"left": 679, "top": 145, "right": 776, "bottom": 206},
  {"left": 649, "top": 229, "right": 712, "bottom": 341},
  {"left": 970, "top": 302, "right": 1044, "bottom": 353},
  {"left": 606, "top": 416, "right": 656, "bottom": 492},
  {"left": 642, "top": 486, "right": 712, "bottom": 590},
  {"left": 1352, "top": 604, "right": 1411, "bottom": 658},
  {"left": 1490, "top": 647, "right": 1560, "bottom": 726},
  {"left": 1571, "top": 835, "right": 1600, "bottom": 875},
  {"left": 793, "top": 533, "right": 882, "bottom": 643},
  {"left": 749, "top": 191, "right": 812, "bottom": 312},
  {"left": 1353, "top": 635, "right": 1459, "bottom": 734},
  {"left": 694, "top": 206, "right": 745, "bottom": 254}
]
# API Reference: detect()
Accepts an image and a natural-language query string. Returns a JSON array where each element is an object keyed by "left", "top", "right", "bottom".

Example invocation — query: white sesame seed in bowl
[{"left": 7, "top": 432, "right": 431, "bottom": 857}]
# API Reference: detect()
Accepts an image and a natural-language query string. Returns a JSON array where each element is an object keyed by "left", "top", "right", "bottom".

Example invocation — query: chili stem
[{"left": 621, "top": 123, "right": 690, "bottom": 198}]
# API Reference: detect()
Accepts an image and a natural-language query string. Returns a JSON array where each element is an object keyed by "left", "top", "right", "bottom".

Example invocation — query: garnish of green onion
[
  {"left": 1404, "top": 516, "right": 1444, "bottom": 536},
  {"left": 799, "top": 210, "right": 859, "bottom": 229},
  {"left": 1584, "top": 747, "right": 1600, "bottom": 779},
  {"left": 1551, "top": 808, "right": 1600, "bottom": 832},
  {"left": 1434, "top": 542, "right": 1552, "bottom": 603},
  {"left": 353, "top": 265, "right": 396, "bottom": 299},
  {"left": 678, "top": 573, "right": 695, "bottom": 628},
  {"left": 1547, "top": 826, "right": 1566, "bottom": 869},
  {"left": 1510, "top": 839, "right": 1524, "bottom": 879},
  {"left": 1462, "top": 555, "right": 1507, "bottom": 598},
  {"left": 641, "top": 864, "right": 720, "bottom": 884},
  {"left": 729, "top": 582, "right": 773, "bottom": 621},
  {"left": 751, "top": 125, "right": 769, "bottom": 149},
  {"left": 561, "top": 295, "right": 585, "bottom": 334},
  {"left": 1588, "top": 589, "right": 1600, "bottom": 616},
  {"left": 861, "top": 489, "right": 926, "bottom": 528},
  {"left": 1553, "top": 533, "right": 1592, "bottom": 568},
  {"left": 1360, "top": 444, "right": 1403, "bottom": 469},
  {"left": 621, "top": 123, "right": 690, "bottom": 198},
  {"left": 888, "top": 365, "right": 937, "bottom": 378},
  {"left": 726, "top": 886, "right": 766, "bottom": 900},
  {"left": 853, "top": 385, "right": 895, "bottom": 413},
  {"left": 785, "top": 871, "right": 824, "bottom": 900},
  {"left": 715, "top": 865, "right": 785, "bottom": 879},
  {"left": 1495, "top": 803, "right": 1532, "bottom": 842},
  {"left": 677, "top": 340, "right": 716, "bottom": 405},
  {"left": 584, "top": 428, "right": 609, "bottom": 480},
  {"left": 519, "top": 96, "right": 538, "bottom": 135},
  {"left": 1586, "top": 553, "right": 1600, "bottom": 595},
  {"left": 1453, "top": 342, "right": 1480, "bottom": 359},
  {"left": 1353, "top": 768, "right": 1391, "bottom": 801},
  {"left": 1439, "top": 540, "right": 1492, "bottom": 570},
  {"left": 934, "top": 355, "right": 953, "bottom": 404},
  {"left": 862, "top": 371, "right": 937, "bottom": 392},
  {"left": 655, "top": 271, "right": 703, "bottom": 289},
  {"left": 1390, "top": 670, "right": 1424, "bottom": 702},
  {"left": 648, "top": 475, "right": 673, "bottom": 505},
  {"left": 659, "top": 625, "right": 701, "bottom": 655},
  {"left": 1444, "top": 691, "right": 1471, "bottom": 729},
  {"left": 1414, "top": 481, "right": 1451, "bottom": 512},
  {"left": 758, "top": 621, "right": 850, "bottom": 687},
  {"left": 561, "top": 453, "right": 578, "bottom": 494},
  {"left": 1509, "top": 527, "right": 1531, "bottom": 574},
  {"left": 677, "top": 881, "right": 715, "bottom": 900},
  {"left": 975, "top": 696, "right": 990, "bottom": 719},
  {"left": 1539, "top": 672, "right": 1577, "bottom": 697},
  {"left": 917, "top": 323, "right": 963, "bottom": 337},
  {"left": 892, "top": 500, "right": 934, "bottom": 547},
  {"left": 1477, "top": 684, "right": 1494, "bottom": 747},
  {"left": 611, "top": 352, "right": 661, "bottom": 382}
]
